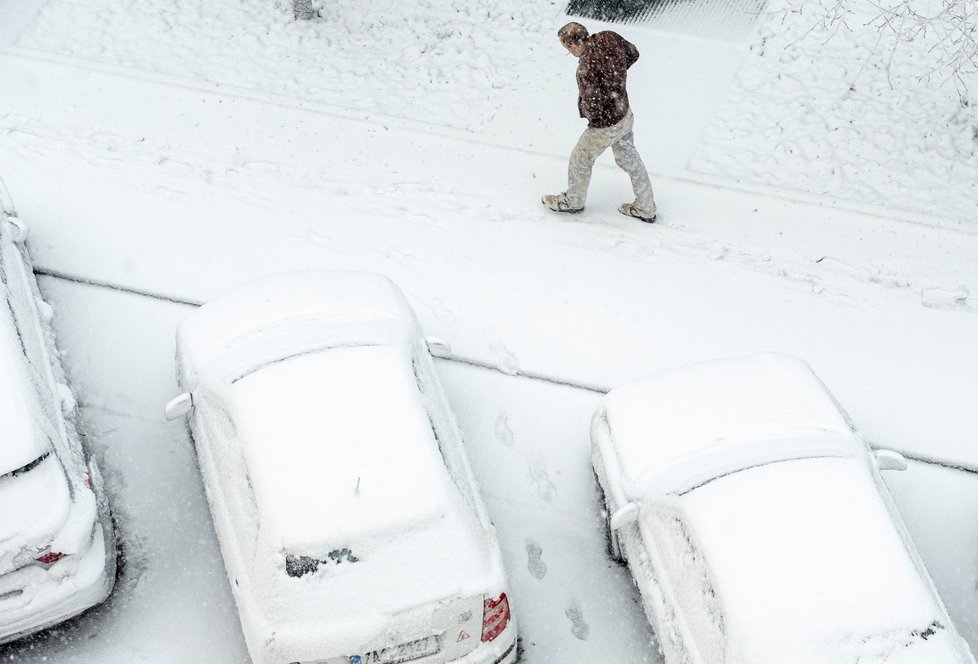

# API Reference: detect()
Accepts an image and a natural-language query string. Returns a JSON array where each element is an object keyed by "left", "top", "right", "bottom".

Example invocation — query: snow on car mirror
[
  {"left": 610, "top": 502, "right": 640, "bottom": 530},
  {"left": 425, "top": 336, "right": 451, "bottom": 358},
  {"left": 163, "top": 393, "right": 193, "bottom": 420},
  {"left": 2, "top": 215, "right": 28, "bottom": 242},
  {"left": 875, "top": 449, "right": 909, "bottom": 471}
]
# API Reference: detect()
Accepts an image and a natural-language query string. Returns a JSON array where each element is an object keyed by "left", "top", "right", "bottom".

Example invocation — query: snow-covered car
[
  {"left": 0, "top": 181, "right": 116, "bottom": 644},
  {"left": 163, "top": 271, "right": 516, "bottom": 664},
  {"left": 591, "top": 353, "right": 975, "bottom": 664}
]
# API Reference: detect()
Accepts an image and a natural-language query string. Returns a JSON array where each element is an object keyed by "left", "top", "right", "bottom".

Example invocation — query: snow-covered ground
[
  {"left": 1, "top": 277, "right": 976, "bottom": 663},
  {"left": 1, "top": 0, "right": 977, "bottom": 661},
  {"left": 689, "top": 0, "right": 978, "bottom": 222}
]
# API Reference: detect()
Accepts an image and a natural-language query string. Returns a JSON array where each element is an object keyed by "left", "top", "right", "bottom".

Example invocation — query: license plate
[{"left": 350, "top": 634, "right": 441, "bottom": 664}]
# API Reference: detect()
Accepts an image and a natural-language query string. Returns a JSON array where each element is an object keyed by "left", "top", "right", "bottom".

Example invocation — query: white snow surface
[
  {"left": 0, "top": 287, "right": 47, "bottom": 472},
  {"left": 174, "top": 271, "right": 507, "bottom": 661},
  {"left": 0, "top": 0, "right": 977, "bottom": 661},
  {"left": 0, "top": 224, "right": 54, "bottom": 472},
  {"left": 601, "top": 353, "right": 858, "bottom": 496},
  {"left": 228, "top": 345, "right": 454, "bottom": 549},
  {"left": 15, "top": 0, "right": 554, "bottom": 133},
  {"left": 0, "top": 226, "right": 65, "bottom": 550},
  {"left": 175, "top": 270, "right": 417, "bottom": 387},
  {"left": 0, "top": 456, "right": 68, "bottom": 546},
  {"left": 682, "top": 456, "right": 970, "bottom": 663},
  {"left": 689, "top": 0, "right": 978, "bottom": 222}
]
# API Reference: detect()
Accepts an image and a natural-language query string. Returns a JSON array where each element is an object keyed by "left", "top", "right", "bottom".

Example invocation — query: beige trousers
[{"left": 565, "top": 110, "right": 656, "bottom": 216}]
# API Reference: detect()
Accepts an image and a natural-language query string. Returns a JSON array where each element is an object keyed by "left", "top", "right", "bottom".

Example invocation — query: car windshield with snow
[
  {"left": 166, "top": 270, "right": 516, "bottom": 664},
  {"left": 0, "top": 185, "right": 116, "bottom": 645},
  {"left": 591, "top": 353, "right": 975, "bottom": 664}
]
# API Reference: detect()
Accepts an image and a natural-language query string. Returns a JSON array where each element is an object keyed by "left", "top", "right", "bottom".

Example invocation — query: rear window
[
  {"left": 0, "top": 451, "right": 50, "bottom": 480},
  {"left": 285, "top": 549, "right": 360, "bottom": 578}
]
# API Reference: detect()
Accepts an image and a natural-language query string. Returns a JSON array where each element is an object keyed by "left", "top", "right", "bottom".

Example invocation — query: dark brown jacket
[{"left": 576, "top": 31, "right": 640, "bottom": 128}]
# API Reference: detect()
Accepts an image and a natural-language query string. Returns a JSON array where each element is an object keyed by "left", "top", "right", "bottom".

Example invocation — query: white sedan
[
  {"left": 591, "top": 353, "right": 975, "bottom": 664},
  {"left": 164, "top": 270, "right": 516, "bottom": 664},
  {"left": 0, "top": 183, "right": 116, "bottom": 644}
]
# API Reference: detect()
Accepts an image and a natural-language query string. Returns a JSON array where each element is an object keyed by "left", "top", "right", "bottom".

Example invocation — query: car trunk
[
  {"left": 0, "top": 453, "right": 71, "bottom": 576},
  {"left": 251, "top": 511, "right": 497, "bottom": 663}
]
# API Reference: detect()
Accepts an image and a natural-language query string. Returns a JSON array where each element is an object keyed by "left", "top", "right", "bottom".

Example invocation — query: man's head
[{"left": 558, "top": 22, "right": 589, "bottom": 57}]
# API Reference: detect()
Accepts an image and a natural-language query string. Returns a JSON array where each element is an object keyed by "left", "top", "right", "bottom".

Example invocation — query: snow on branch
[{"left": 783, "top": 0, "right": 978, "bottom": 101}]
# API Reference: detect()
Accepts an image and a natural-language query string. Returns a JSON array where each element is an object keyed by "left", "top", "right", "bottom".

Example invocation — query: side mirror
[
  {"left": 425, "top": 336, "right": 451, "bottom": 359},
  {"left": 875, "top": 449, "right": 908, "bottom": 472},
  {"left": 609, "top": 502, "right": 640, "bottom": 530},
  {"left": 163, "top": 393, "right": 193, "bottom": 420},
  {"left": 2, "top": 216, "right": 28, "bottom": 242}
]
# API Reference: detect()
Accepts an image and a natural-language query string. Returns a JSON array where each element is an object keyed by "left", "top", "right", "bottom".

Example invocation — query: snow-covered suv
[
  {"left": 0, "top": 183, "right": 116, "bottom": 644},
  {"left": 592, "top": 353, "right": 975, "bottom": 664},
  {"left": 164, "top": 270, "right": 517, "bottom": 664}
]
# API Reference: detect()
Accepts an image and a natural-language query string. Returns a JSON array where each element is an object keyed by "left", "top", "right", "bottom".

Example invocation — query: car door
[
  {"left": 0, "top": 231, "right": 80, "bottom": 473},
  {"left": 410, "top": 342, "right": 483, "bottom": 516},
  {"left": 639, "top": 502, "right": 724, "bottom": 664},
  {"left": 192, "top": 393, "right": 260, "bottom": 591}
]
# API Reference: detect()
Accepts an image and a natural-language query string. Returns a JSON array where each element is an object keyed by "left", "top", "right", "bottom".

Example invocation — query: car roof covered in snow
[
  {"left": 221, "top": 342, "right": 457, "bottom": 550},
  {"left": 670, "top": 456, "right": 969, "bottom": 663},
  {"left": 600, "top": 353, "right": 859, "bottom": 494},
  {"left": 177, "top": 270, "right": 420, "bottom": 388},
  {"left": 0, "top": 238, "right": 50, "bottom": 473}
]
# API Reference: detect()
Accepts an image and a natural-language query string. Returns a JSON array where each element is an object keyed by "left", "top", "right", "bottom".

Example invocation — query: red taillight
[
  {"left": 35, "top": 547, "right": 67, "bottom": 566},
  {"left": 481, "top": 592, "right": 511, "bottom": 643}
]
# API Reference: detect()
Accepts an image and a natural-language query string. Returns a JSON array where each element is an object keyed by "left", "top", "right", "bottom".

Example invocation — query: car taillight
[
  {"left": 36, "top": 547, "right": 67, "bottom": 566},
  {"left": 481, "top": 592, "right": 511, "bottom": 643}
]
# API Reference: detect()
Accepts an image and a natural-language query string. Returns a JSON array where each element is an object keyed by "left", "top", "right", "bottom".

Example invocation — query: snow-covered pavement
[
  {"left": 3, "top": 278, "right": 660, "bottom": 662},
  {"left": 1, "top": 277, "right": 976, "bottom": 663},
  {"left": 3, "top": 48, "right": 976, "bottom": 469}
]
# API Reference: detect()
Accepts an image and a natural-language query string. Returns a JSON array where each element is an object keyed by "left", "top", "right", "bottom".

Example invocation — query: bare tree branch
[{"left": 784, "top": 0, "right": 977, "bottom": 103}]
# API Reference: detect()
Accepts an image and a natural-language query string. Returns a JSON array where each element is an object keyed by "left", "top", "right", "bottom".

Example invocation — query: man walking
[{"left": 542, "top": 22, "right": 657, "bottom": 223}]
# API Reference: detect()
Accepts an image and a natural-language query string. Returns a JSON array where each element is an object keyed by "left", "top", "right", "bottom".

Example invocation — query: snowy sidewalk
[
  {"left": 3, "top": 47, "right": 975, "bottom": 303},
  {"left": 2, "top": 48, "right": 977, "bottom": 469}
]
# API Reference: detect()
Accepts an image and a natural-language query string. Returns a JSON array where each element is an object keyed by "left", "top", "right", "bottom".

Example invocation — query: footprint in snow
[
  {"left": 241, "top": 160, "right": 280, "bottom": 173},
  {"left": 525, "top": 539, "right": 547, "bottom": 580},
  {"left": 89, "top": 132, "right": 125, "bottom": 148},
  {"left": 428, "top": 297, "right": 460, "bottom": 326},
  {"left": 921, "top": 286, "right": 972, "bottom": 310},
  {"left": 494, "top": 415, "right": 514, "bottom": 448},
  {"left": 305, "top": 229, "right": 332, "bottom": 246},
  {"left": 565, "top": 602, "right": 590, "bottom": 641},
  {"left": 489, "top": 342, "right": 519, "bottom": 376},
  {"left": 526, "top": 454, "right": 556, "bottom": 503},
  {"left": 156, "top": 157, "right": 195, "bottom": 176}
]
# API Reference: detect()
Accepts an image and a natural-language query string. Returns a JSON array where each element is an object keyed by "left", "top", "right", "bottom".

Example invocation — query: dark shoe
[
  {"left": 619, "top": 202, "right": 656, "bottom": 223},
  {"left": 542, "top": 193, "right": 584, "bottom": 214}
]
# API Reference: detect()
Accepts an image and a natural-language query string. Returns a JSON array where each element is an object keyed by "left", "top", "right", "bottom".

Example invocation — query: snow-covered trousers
[{"left": 565, "top": 110, "right": 656, "bottom": 216}]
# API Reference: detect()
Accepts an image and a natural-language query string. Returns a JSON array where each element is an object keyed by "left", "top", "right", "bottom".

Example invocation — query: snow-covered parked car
[
  {"left": 0, "top": 181, "right": 116, "bottom": 644},
  {"left": 164, "top": 271, "right": 516, "bottom": 664},
  {"left": 592, "top": 353, "right": 975, "bottom": 664}
]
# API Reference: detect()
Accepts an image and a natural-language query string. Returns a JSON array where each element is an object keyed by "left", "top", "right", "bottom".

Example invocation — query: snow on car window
[{"left": 647, "top": 505, "right": 724, "bottom": 664}]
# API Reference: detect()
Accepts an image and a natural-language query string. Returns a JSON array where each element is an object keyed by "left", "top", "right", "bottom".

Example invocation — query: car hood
[{"left": 669, "top": 457, "right": 972, "bottom": 664}]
